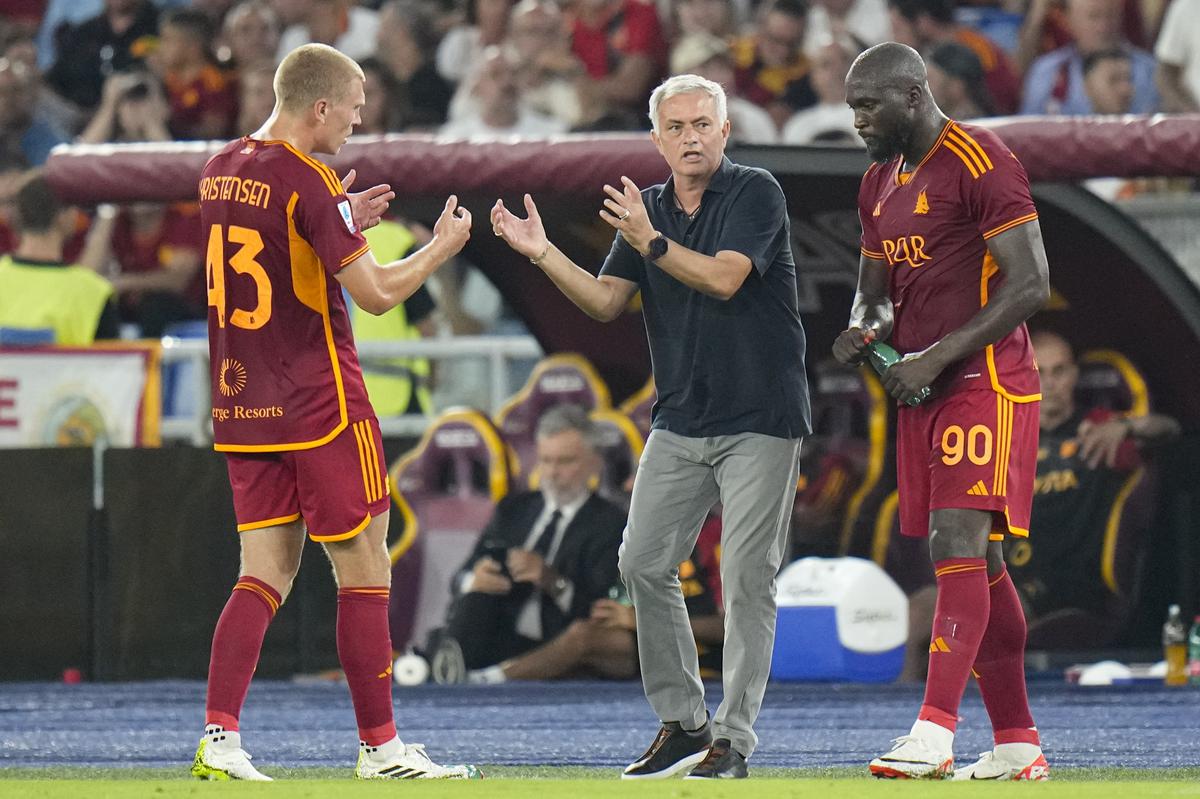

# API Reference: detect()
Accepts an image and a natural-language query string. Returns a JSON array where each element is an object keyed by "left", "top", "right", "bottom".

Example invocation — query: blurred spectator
[
  {"left": 731, "top": 0, "right": 818, "bottom": 130},
  {"left": 277, "top": 0, "right": 379, "bottom": 62},
  {"left": 888, "top": 0, "right": 1020, "bottom": 114},
  {"left": 1009, "top": 331, "right": 1179, "bottom": 620},
  {"left": 192, "top": 0, "right": 239, "bottom": 27},
  {"left": 506, "top": 0, "right": 590, "bottom": 128},
  {"left": 217, "top": 0, "right": 282, "bottom": 70},
  {"left": 46, "top": 0, "right": 160, "bottom": 110},
  {"left": 670, "top": 32, "right": 778, "bottom": 143},
  {"left": 1081, "top": 47, "right": 1133, "bottom": 113},
  {"left": 4, "top": 32, "right": 86, "bottom": 136},
  {"left": 0, "top": 54, "right": 69, "bottom": 165},
  {"left": 925, "top": 39, "right": 995, "bottom": 119},
  {"left": 0, "top": 151, "right": 29, "bottom": 255},
  {"left": 1020, "top": 0, "right": 1158, "bottom": 114},
  {"left": 235, "top": 63, "right": 277, "bottom": 133},
  {"left": 356, "top": 57, "right": 405, "bottom": 134},
  {"left": 569, "top": 0, "right": 668, "bottom": 117},
  {"left": 437, "top": 0, "right": 514, "bottom": 85},
  {"left": 96, "top": 202, "right": 206, "bottom": 337},
  {"left": 375, "top": 0, "right": 454, "bottom": 129},
  {"left": 352, "top": 219, "right": 438, "bottom": 416},
  {"left": 1015, "top": 0, "right": 1147, "bottom": 75},
  {"left": 0, "top": 174, "right": 119, "bottom": 345},
  {"left": 1153, "top": 0, "right": 1200, "bottom": 112},
  {"left": 465, "top": 517, "right": 726, "bottom": 682},
  {"left": 675, "top": 0, "right": 741, "bottom": 39},
  {"left": 433, "top": 405, "right": 627, "bottom": 679},
  {"left": 802, "top": 0, "right": 891, "bottom": 57},
  {"left": 780, "top": 39, "right": 858, "bottom": 143},
  {"left": 441, "top": 45, "right": 568, "bottom": 136},
  {"left": 153, "top": 8, "right": 238, "bottom": 139},
  {"left": 36, "top": 0, "right": 191, "bottom": 71},
  {"left": 268, "top": 0, "right": 312, "bottom": 29},
  {"left": 78, "top": 71, "right": 171, "bottom": 143}
]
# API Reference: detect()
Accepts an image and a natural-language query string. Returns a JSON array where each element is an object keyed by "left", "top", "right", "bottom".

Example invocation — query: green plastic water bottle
[
  {"left": 865, "top": 341, "right": 932, "bottom": 407},
  {"left": 1187, "top": 615, "right": 1200, "bottom": 686}
]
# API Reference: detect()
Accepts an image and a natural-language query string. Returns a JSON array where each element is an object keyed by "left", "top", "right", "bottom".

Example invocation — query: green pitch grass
[{"left": 2, "top": 767, "right": 1199, "bottom": 798}]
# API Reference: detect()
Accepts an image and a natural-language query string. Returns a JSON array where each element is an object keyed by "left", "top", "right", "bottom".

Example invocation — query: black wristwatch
[{"left": 646, "top": 233, "right": 668, "bottom": 262}]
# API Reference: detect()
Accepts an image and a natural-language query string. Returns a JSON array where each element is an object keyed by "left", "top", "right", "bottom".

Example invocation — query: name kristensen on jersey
[
  {"left": 213, "top": 405, "right": 285, "bottom": 422},
  {"left": 200, "top": 175, "right": 272, "bottom": 209}
]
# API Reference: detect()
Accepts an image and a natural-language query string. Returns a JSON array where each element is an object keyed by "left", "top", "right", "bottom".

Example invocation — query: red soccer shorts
[
  {"left": 896, "top": 390, "right": 1038, "bottom": 541},
  {"left": 224, "top": 417, "right": 390, "bottom": 542}
]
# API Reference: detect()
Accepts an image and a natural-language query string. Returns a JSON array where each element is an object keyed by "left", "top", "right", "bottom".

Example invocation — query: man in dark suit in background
[{"left": 433, "top": 404, "right": 627, "bottom": 683}]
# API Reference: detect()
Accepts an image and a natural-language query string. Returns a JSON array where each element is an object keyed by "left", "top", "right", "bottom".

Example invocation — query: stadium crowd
[
  {"left": 0, "top": 0, "right": 1197, "bottom": 342},
  {"left": 2, "top": 0, "right": 1197, "bottom": 153}
]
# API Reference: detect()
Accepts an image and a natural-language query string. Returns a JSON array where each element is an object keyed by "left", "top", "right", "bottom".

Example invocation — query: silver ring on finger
[{"left": 619, "top": 210, "right": 631, "bottom": 221}]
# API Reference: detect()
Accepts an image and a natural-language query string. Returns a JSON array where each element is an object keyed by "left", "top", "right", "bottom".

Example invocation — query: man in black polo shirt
[{"left": 490, "top": 73, "right": 810, "bottom": 780}]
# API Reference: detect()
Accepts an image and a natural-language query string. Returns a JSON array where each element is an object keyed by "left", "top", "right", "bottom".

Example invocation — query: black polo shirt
[{"left": 600, "top": 156, "right": 811, "bottom": 439}]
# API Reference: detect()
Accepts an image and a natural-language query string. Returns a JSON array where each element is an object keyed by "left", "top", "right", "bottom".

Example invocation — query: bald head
[
  {"left": 845, "top": 42, "right": 944, "bottom": 163},
  {"left": 847, "top": 42, "right": 927, "bottom": 91}
]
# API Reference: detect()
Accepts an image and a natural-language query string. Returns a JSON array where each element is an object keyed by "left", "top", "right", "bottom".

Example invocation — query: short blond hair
[{"left": 273, "top": 43, "right": 365, "bottom": 113}]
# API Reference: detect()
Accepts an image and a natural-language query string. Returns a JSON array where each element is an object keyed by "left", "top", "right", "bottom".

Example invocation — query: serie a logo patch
[{"left": 337, "top": 200, "right": 357, "bottom": 233}]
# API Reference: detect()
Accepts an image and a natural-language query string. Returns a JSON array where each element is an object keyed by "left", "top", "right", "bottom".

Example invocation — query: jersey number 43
[{"left": 206, "top": 223, "right": 272, "bottom": 330}]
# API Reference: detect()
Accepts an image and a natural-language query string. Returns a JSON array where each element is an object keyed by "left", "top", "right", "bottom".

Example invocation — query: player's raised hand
[
  {"left": 833, "top": 327, "right": 873, "bottom": 365},
  {"left": 490, "top": 194, "right": 549, "bottom": 261},
  {"left": 600, "top": 176, "right": 654, "bottom": 252},
  {"left": 433, "top": 194, "right": 472, "bottom": 255},
  {"left": 341, "top": 169, "right": 395, "bottom": 232}
]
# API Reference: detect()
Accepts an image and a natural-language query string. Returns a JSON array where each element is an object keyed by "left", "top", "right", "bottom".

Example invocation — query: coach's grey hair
[
  {"left": 648, "top": 74, "right": 728, "bottom": 134},
  {"left": 536, "top": 404, "right": 600, "bottom": 451}
]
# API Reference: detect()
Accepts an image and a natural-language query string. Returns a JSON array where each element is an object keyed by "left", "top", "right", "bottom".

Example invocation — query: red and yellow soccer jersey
[
  {"left": 200, "top": 137, "right": 375, "bottom": 452},
  {"left": 857, "top": 120, "right": 1041, "bottom": 403}
]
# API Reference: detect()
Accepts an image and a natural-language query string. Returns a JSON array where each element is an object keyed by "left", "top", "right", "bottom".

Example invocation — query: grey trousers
[{"left": 618, "top": 429, "right": 802, "bottom": 758}]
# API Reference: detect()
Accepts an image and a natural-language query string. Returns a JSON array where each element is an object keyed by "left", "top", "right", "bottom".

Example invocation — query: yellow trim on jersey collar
[{"left": 893, "top": 119, "right": 953, "bottom": 186}]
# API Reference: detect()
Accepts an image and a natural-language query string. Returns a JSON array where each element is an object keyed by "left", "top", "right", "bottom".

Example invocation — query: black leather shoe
[
  {"left": 621, "top": 720, "right": 712, "bottom": 779},
  {"left": 685, "top": 738, "right": 749, "bottom": 779}
]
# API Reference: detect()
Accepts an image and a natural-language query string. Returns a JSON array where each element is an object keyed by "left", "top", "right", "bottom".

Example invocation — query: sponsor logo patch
[{"left": 337, "top": 200, "right": 357, "bottom": 233}]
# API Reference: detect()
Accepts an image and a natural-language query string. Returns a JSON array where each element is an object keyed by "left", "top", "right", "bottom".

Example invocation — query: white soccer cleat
[
  {"left": 355, "top": 737, "right": 482, "bottom": 780},
  {"left": 952, "top": 743, "right": 1050, "bottom": 781},
  {"left": 869, "top": 720, "right": 954, "bottom": 779},
  {"left": 191, "top": 727, "right": 272, "bottom": 781}
]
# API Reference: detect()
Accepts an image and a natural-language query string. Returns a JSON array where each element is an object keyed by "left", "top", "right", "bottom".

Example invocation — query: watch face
[{"left": 649, "top": 236, "right": 668, "bottom": 260}]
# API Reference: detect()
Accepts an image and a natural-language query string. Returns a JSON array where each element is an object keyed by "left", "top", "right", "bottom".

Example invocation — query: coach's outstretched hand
[
  {"left": 490, "top": 194, "right": 548, "bottom": 261},
  {"left": 601, "top": 176, "right": 655, "bottom": 253},
  {"left": 433, "top": 194, "right": 473, "bottom": 256},
  {"left": 341, "top": 169, "right": 395, "bottom": 232}
]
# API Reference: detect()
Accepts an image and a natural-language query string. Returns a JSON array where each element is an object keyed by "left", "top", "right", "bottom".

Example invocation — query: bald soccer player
[{"left": 834, "top": 42, "right": 1051, "bottom": 781}]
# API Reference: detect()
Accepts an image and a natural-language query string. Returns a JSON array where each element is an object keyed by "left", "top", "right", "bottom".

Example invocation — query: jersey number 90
[
  {"left": 206, "top": 224, "right": 272, "bottom": 330},
  {"left": 941, "top": 423, "right": 994, "bottom": 466}
]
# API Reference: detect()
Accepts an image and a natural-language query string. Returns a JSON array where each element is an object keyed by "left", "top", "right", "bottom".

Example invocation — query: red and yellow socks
[
  {"left": 337, "top": 587, "right": 396, "bottom": 746},
  {"left": 205, "top": 576, "right": 282, "bottom": 731},
  {"left": 975, "top": 567, "right": 1039, "bottom": 746},
  {"left": 919, "top": 558, "right": 990, "bottom": 733}
]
